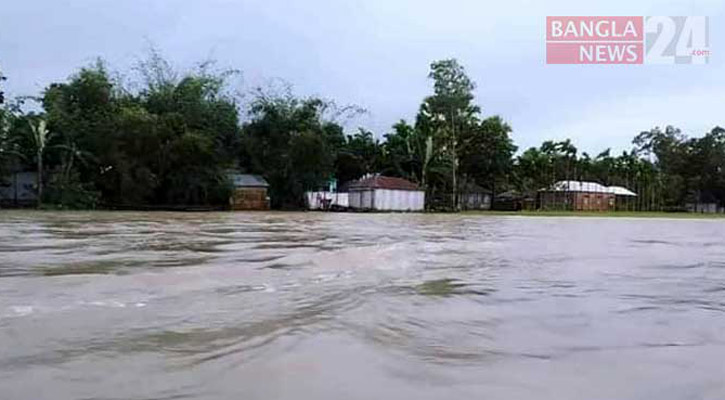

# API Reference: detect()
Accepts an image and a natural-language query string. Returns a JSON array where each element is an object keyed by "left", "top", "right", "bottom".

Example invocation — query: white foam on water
[
  {"left": 9, "top": 305, "right": 34, "bottom": 316},
  {"left": 87, "top": 300, "right": 127, "bottom": 308}
]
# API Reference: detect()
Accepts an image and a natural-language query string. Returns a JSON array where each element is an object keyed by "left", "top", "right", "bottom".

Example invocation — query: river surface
[{"left": 1, "top": 211, "right": 725, "bottom": 400}]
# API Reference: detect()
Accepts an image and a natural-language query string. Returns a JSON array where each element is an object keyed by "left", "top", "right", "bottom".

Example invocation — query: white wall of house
[
  {"left": 349, "top": 191, "right": 360, "bottom": 209},
  {"left": 349, "top": 190, "right": 374, "bottom": 209},
  {"left": 305, "top": 191, "right": 349, "bottom": 210},
  {"left": 349, "top": 189, "right": 424, "bottom": 211}
]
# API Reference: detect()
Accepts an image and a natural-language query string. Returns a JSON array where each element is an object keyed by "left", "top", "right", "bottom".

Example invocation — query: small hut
[
  {"left": 0, "top": 171, "right": 38, "bottom": 207},
  {"left": 685, "top": 191, "right": 723, "bottom": 214},
  {"left": 458, "top": 183, "right": 492, "bottom": 210},
  {"left": 228, "top": 173, "right": 270, "bottom": 210},
  {"left": 348, "top": 175, "right": 425, "bottom": 211},
  {"left": 493, "top": 190, "right": 528, "bottom": 211}
]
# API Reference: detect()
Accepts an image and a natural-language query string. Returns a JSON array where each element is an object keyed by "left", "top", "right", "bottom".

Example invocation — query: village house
[
  {"left": 458, "top": 182, "right": 492, "bottom": 211},
  {"left": 685, "top": 191, "right": 723, "bottom": 213},
  {"left": 227, "top": 173, "right": 270, "bottom": 210},
  {"left": 538, "top": 180, "right": 636, "bottom": 211},
  {"left": 348, "top": 175, "right": 425, "bottom": 211},
  {"left": 0, "top": 171, "right": 38, "bottom": 208}
]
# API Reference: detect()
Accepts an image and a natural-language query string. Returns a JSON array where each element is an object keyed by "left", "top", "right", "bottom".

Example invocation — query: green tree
[
  {"left": 633, "top": 126, "right": 690, "bottom": 208},
  {"left": 459, "top": 116, "right": 516, "bottom": 196},
  {"left": 242, "top": 90, "right": 341, "bottom": 208},
  {"left": 334, "top": 129, "right": 381, "bottom": 185},
  {"left": 417, "top": 59, "right": 480, "bottom": 209},
  {"left": 41, "top": 56, "right": 240, "bottom": 207}
]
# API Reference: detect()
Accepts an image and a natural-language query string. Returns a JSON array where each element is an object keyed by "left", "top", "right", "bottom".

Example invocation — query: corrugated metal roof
[
  {"left": 549, "top": 180, "right": 609, "bottom": 193},
  {"left": 607, "top": 186, "right": 637, "bottom": 196},
  {"left": 543, "top": 180, "right": 637, "bottom": 196},
  {"left": 228, "top": 173, "right": 269, "bottom": 188},
  {"left": 349, "top": 176, "right": 421, "bottom": 191}
]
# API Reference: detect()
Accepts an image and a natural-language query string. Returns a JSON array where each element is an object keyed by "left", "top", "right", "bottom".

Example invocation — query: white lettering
[
  {"left": 607, "top": 45, "right": 626, "bottom": 61},
  {"left": 626, "top": 45, "right": 638, "bottom": 62},
  {"left": 580, "top": 45, "right": 594, "bottom": 62},
  {"left": 565, "top": 21, "right": 578, "bottom": 37},
  {"left": 596, "top": 45, "right": 607, "bottom": 61},
  {"left": 552, "top": 21, "right": 563, "bottom": 37},
  {"left": 596, "top": 21, "right": 609, "bottom": 37},
  {"left": 580, "top": 21, "right": 593, "bottom": 37}
]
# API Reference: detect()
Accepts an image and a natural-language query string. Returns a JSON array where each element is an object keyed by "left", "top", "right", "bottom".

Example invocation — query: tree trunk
[
  {"left": 37, "top": 150, "right": 43, "bottom": 208},
  {"left": 452, "top": 156, "right": 458, "bottom": 211},
  {"left": 450, "top": 110, "right": 457, "bottom": 211}
]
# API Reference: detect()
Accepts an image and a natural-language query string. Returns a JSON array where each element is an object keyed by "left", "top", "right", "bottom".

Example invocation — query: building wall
[
  {"left": 460, "top": 193, "right": 491, "bottom": 210},
  {"left": 305, "top": 192, "right": 349, "bottom": 210},
  {"left": 349, "top": 189, "right": 424, "bottom": 211},
  {"left": 230, "top": 187, "right": 269, "bottom": 210},
  {"left": 361, "top": 190, "right": 374, "bottom": 209},
  {"left": 539, "top": 191, "right": 615, "bottom": 211},
  {"left": 0, "top": 172, "right": 38, "bottom": 206},
  {"left": 574, "top": 192, "right": 614, "bottom": 211},
  {"left": 349, "top": 191, "right": 361, "bottom": 209},
  {"left": 348, "top": 190, "right": 372, "bottom": 209},
  {"left": 686, "top": 202, "right": 722, "bottom": 213}
]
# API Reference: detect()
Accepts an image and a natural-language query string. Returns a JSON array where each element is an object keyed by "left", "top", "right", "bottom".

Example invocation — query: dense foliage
[
  {"left": 512, "top": 127, "right": 725, "bottom": 211},
  {"left": 1, "top": 56, "right": 724, "bottom": 211}
]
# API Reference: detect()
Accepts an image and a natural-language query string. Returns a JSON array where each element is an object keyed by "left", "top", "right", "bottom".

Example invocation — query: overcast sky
[{"left": 1, "top": 0, "right": 723, "bottom": 154}]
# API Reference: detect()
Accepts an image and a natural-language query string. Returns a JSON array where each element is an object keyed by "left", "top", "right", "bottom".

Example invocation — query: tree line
[{"left": 1, "top": 55, "right": 723, "bottom": 211}]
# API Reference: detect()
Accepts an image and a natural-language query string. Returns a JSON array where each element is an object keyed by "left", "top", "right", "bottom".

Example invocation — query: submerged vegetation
[{"left": 1, "top": 53, "right": 724, "bottom": 211}]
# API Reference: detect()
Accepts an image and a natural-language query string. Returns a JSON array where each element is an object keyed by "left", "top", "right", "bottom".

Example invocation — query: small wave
[{"left": 9, "top": 305, "right": 34, "bottom": 316}]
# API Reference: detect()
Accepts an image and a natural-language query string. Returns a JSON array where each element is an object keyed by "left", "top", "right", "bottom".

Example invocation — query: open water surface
[{"left": 1, "top": 211, "right": 724, "bottom": 399}]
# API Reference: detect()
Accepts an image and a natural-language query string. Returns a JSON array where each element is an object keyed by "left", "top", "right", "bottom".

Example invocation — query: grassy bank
[{"left": 466, "top": 210, "right": 725, "bottom": 219}]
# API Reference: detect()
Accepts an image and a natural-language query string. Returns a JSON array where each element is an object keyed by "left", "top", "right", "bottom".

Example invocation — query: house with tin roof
[
  {"left": 348, "top": 175, "right": 425, "bottom": 211},
  {"left": 227, "top": 172, "right": 270, "bottom": 210},
  {"left": 538, "top": 180, "right": 636, "bottom": 211}
]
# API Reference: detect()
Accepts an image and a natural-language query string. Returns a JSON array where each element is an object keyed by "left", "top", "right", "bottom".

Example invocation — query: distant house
[
  {"left": 538, "top": 180, "right": 636, "bottom": 211},
  {"left": 348, "top": 175, "right": 425, "bottom": 211},
  {"left": 686, "top": 192, "right": 723, "bottom": 213},
  {"left": 458, "top": 183, "right": 492, "bottom": 210},
  {"left": 493, "top": 190, "right": 531, "bottom": 211},
  {"left": 227, "top": 173, "right": 269, "bottom": 210},
  {"left": 686, "top": 202, "right": 721, "bottom": 213},
  {"left": 0, "top": 171, "right": 38, "bottom": 207}
]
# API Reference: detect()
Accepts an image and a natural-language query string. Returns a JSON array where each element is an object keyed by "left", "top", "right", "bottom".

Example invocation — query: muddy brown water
[{"left": 1, "top": 211, "right": 724, "bottom": 399}]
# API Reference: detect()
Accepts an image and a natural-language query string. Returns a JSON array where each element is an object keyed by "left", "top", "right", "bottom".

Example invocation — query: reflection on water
[{"left": 1, "top": 211, "right": 725, "bottom": 399}]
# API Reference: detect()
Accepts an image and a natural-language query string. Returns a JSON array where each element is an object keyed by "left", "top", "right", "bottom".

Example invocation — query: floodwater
[{"left": 1, "top": 212, "right": 725, "bottom": 400}]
